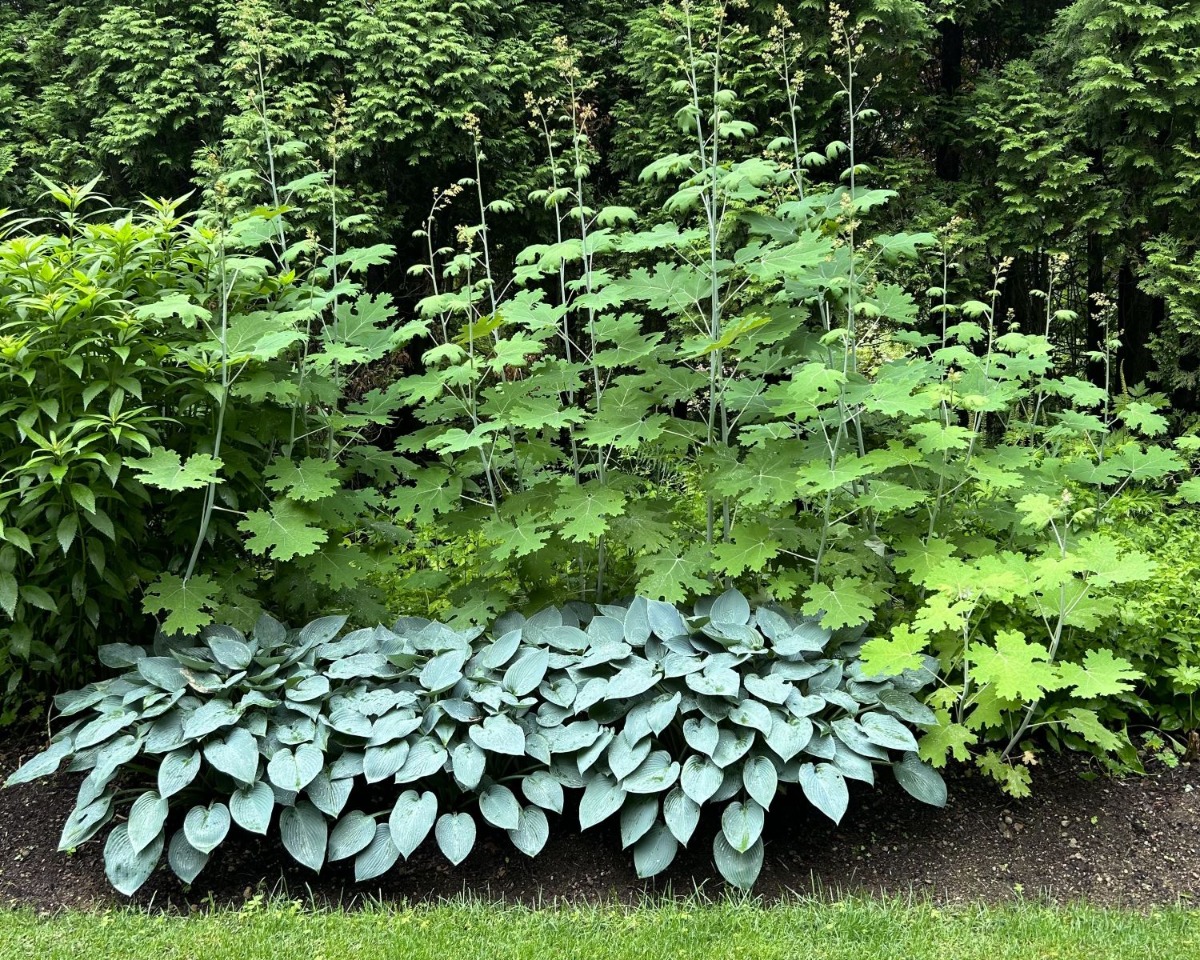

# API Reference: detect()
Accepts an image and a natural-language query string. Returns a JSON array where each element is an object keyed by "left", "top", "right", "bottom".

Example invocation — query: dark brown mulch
[{"left": 2, "top": 728, "right": 1198, "bottom": 912}]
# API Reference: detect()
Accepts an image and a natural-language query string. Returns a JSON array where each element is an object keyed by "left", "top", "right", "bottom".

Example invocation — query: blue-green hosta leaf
[
  {"left": 363, "top": 742, "right": 409, "bottom": 783},
  {"left": 860, "top": 712, "right": 919, "bottom": 753},
  {"left": 721, "top": 799, "right": 765, "bottom": 854},
  {"left": 743, "top": 674, "right": 793, "bottom": 705},
  {"left": 390, "top": 790, "right": 438, "bottom": 858},
  {"left": 729, "top": 700, "right": 773, "bottom": 736},
  {"left": 579, "top": 773, "right": 626, "bottom": 830},
  {"left": 663, "top": 787, "right": 700, "bottom": 845},
  {"left": 184, "top": 802, "right": 231, "bottom": 855},
  {"left": 877, "top": 689, "right": 936, "bottom": 726},
  {"left": 893, "top": 754, "right": 947, "bottom": 807},
  {"left": 539, "top": 676, "right": 577, "bottom": 709},
  {"left": 765, "top": 714, "right": 813, "bottom": 763},
  {"left": 623, "top": 751, "right": 680, "bottom": 795},
  {"left": 713, "top": 728, "right": 755, "bottom": 768},
  {"left": 420, "top": 650, "right": 467, "bottom": 694},
  {"left": 327, "top": 652, "right": 397, "bottom": 681},
  {"left": 145, "top": 717, "right": 186, "bottom": 757},
  {"left": 202, "top": 728, "right": 259, "bottom": 785},
  {"left": 577, "top": 728, "right": 616, "bottom": 773},
  {"left": 469, "top": 714, "right": 526, "bottom": 756},
  {"left": 327, "top": 707, "right": 373, "bottom": 738},
  {"left": 206, "top": 635, "right": 252, "bottom": 671},
  {"left": 59, "top": 796, "right": 113, "bottom": 851},
  {"left": 830, "top": 740, "right": 876, "bottom": 785},
  {"left": 167, "top": 828, "right": 208, "bottom": 884},
  {"left": 104, "top": 823, "right": 164, "bottom": 897},
  {"left": 127, "top": 791, "right": 169, "bottom": 854},
  {"left": 642, "top": 693, "right": 683, "bottom": 736},
  {"left": 772, "top": 620, "right": 831, "bottom": 657},
  {"left": 182, "top": 700, "right": 240, "bottom": 740},
  {"left": 280, "top": 801, "right": 327, "bottom": 871},
  {"left": 521, "top": 771, "right": 565, "bottom": 814},
  {"left": 75, "top": 710, "right": 136, "bottom": 750},
  {"left": 480, "top": 630, "right": 522, "bottom": 669},
  {"left": 306, "top": 770, "right": 353, "bottom": 818},
  {"left": 395, "top": 740, "right": 448, "bottom": 783},
  {"left": 435, "top": 812, "right": 477, "bottom": 866},
  {"left": 646, "top": 600, "right": 688, "bottom": 640},
  {"left": 4, "top": 738, "right": 72, "bottom": 786},
  {"left": 99, "top": 643, "right": 148, "bottom": 669},
  {"left": 683, "top": 717, "right": 720, "bottom": 756},
  {"left": 710, "top": 589, "right": 751, "bottom": 626},
  {"left": 681, "top": 755, "right": 723, "bottom": 804},
  {"left": 136, "top": 657, "right": 190, "bottom": 692},
  {"left": 572, "top": 678, "right": 609, "bottom": 714},
  {"left": 229, "top": 781, "right": 274, "bottom": 834},
  {"left": 287, "top": 675, "right": 331, "bottom": 703},
  {"left": 620, "top": 795, "right": 659, "bottom": 849},
  {"left": 90, "top": 735, "right": 142, "bottom": 781},
  {"left": 831, "top": 718, "right": 889, "bottom": 760},
  {"left": 451, "top": 742, "right": 486, "bottom": 791},
  {"left": 634, "top": 823, "right": 679, "bottom": 879},
  {"left": 742, "top": 755, "right": 779, "bottom": 809},
  {"left": 686, "top": 668, "right": 740, "bottom": 698},
  {"left": 158, "top": 749, "right": 201, "bottom": 799},
  {"left": 508, "top": 805, "right": 549, "bottom": 858},
  {"left": 368, "top": 707, "right": 427, "bottom": 744},
  {"left": 798, "top": 763, "right": 849, "bottom": 824},
  {"left": 268, "top": 744, "right": 324, "bottom": 792},
  {"left": 55, "top": 687, "right": 108, "bottom": 717},
  {"left": 607, "top": 731, "right": 652, "bottom": 782},
  {"left": 604, "top": 660, "right": 661, "bottom": 701},
  {"left": 329, "top": 810, "right": 378, "bottom": 861},
  {"left": 503, "top": 648, "right": 549, "bottom": 697},
  {"left": 355, "top": 823, "right": 402, "bottom": 881},
  {"left": 478, "top": 782, "right": 521, "bottom": 830},
  {"left": 712, "top": 832, "right": 763, "bottom": 890}
]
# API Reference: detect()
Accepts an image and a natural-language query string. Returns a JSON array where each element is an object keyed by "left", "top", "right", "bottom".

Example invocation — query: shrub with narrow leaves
[{"left": 4, "top": 591, "right": 943, "bottom": 894}]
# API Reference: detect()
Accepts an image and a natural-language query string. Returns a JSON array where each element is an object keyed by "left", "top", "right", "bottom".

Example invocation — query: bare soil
[{"left": 2, "top": 729, "right": 1198, "bottom": 912}]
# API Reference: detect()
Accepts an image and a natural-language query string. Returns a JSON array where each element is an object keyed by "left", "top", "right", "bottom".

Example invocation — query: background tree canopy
[{"left": 3, "top": 0, "right": 1200, "bottom": 403}]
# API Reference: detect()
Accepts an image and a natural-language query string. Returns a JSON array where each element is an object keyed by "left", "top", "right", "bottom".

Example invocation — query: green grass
[{"left": 2, "top": 897, "right": 1199, "bottom": 960}]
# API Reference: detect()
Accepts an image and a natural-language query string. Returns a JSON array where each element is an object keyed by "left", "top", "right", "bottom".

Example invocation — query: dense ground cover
[{"left": 4, "top": 731, "right": 1199, "bottom": 911}]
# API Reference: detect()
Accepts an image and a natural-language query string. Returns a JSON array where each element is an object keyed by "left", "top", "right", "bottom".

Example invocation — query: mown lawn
[{"left": 1, "top": 897, "right": 1198, "bottom": 960}]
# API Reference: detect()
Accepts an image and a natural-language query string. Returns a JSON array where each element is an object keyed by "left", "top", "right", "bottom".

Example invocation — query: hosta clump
[{"left": 4, "top": 591, "right": 943, "bottom": 894}]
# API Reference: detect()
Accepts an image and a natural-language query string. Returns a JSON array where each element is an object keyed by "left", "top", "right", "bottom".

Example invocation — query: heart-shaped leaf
[
  {"left": 507, "top": 805, "right": 549, "bottom": 858},
  {"left": 184, "top": 802, "right": 231, "bottom": 855},
  {"left": 435, "top": 812, "right": 476, "bottom": 865},
  {"left": 203, "top": 728, "right": 259, "bottom": 785},
  {"left": 229, "top": 781, "right": 274, "bottom": 834},
  {"left": 469, "top": 714, "right": 526, "bottom": 756},
  {"left": 389, "top": 790, "right": 438, "bottom": 858}
]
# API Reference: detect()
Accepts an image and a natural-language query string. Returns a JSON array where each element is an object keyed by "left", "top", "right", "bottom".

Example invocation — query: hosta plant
[{"left": 4, "top": 591, "right": 943, "bottom": 894}]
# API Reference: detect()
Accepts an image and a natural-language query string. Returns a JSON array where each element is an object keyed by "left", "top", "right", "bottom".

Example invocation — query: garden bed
[{"left": 2, "top": 730, "right": 1197, "bottom": 912}]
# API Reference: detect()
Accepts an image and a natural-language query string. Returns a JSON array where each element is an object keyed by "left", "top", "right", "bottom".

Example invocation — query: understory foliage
[
  {"left": 0, "top": 172, "right": 410, "bottom": 719},
  {"left": 4, "top": 593, "right": 943, "bottom": 894},
  {"left": 382, "top": 5, "right": 1195, "bottom": 793}
]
